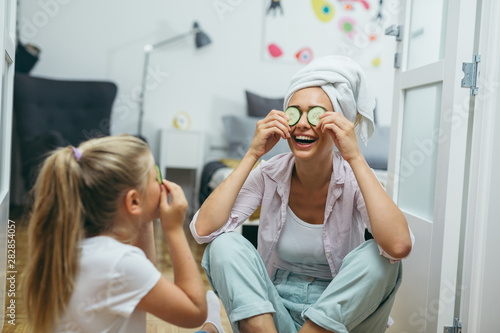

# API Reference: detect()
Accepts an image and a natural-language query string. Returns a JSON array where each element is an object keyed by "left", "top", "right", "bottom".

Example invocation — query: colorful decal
[
  {"left": 372, "top": 56, "right": 381, "bottom": 67},
  {"left": 268, "top": 43, "right": 283, "bottom": 57},
  {"left": 311, "top": 0, "right": 334, "bottom": 22},
  {"left": 263, "top": 1, "right": 389, "bottom": 69},
  {"left": 338, "top": 17, "right": 357, "bottom": 39},
  {"left": 296, "top": 47, "right": 313, "bottom": 64},
  {"left": 267, "top": 0, "right": 284, "bottom": 16},
  {"left": 338, "top": 0, "right": 370, "bottom": 10}
]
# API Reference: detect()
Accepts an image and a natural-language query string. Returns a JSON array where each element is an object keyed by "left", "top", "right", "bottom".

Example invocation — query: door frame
[
  {"left": 0, "top": 0, "right": 16, "bottom": 330},
  {"left": 387, "top": 0, "right": 478, "bottom": 331},
  {"left": 459, "top": 0, "right": 500, "bottom": 331}
]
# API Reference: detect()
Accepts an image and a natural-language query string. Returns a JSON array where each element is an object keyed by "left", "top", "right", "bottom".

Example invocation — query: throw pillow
[
  {"left": 222, "top": 115, "right": 290, "bottom": 159},
  {"left": 246, "top": 90, "right": 285, "bottom": 118}
]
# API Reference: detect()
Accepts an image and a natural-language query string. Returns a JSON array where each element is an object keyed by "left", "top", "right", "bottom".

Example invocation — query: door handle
[{"left": 385, "top": 24, "right": 403, "bottom": 41}]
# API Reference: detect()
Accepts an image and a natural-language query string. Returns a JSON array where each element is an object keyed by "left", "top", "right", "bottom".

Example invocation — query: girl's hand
[
  {"left": 317, "top": 112, "right": 363, "bottom": 164},
  {"left": 159, "top": 180, "right": 188, "bottom": 234},
  {"left": 248, "top": 109, "right": 291, "bottom": 159}
]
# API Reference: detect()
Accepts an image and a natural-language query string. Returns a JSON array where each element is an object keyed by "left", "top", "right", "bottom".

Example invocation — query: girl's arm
[
  {"left": 137, "top": 180, "right": 207, "bottom": 328},
  {"left": 318, "top": 112, "right": 412, "bottom": 259},
  {"left": 195, "top": 110, "right": 291, "bottom": 237}
]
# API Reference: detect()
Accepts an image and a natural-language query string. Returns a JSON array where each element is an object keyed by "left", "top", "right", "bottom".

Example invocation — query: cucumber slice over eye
[
  {"left": 155, "top": 165, "right": 163, "bottom": 185},
  {"left": 307, "top": 107, "right": 325, "bottom": 126},
  {"left": 285, "top": 107, "right": 301, "bottom": 126}
]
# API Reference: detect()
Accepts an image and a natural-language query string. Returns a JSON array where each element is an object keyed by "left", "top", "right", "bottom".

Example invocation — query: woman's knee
[
  {"left": 345, "top": 240, "right": 401, "bottom": 286},
  {"left": 366, "top": 242, "right": 401, "bottom": 282},
  {"left": 204, "top": 232, "right": 256, "bottom": 267},
  {"left": 369, "top": 260, "right": 401, "bottom": 290}
]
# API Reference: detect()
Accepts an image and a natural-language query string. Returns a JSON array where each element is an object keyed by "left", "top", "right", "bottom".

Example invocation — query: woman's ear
[{"left": 124, "top": 189, "right": 142, "bottom": 216}]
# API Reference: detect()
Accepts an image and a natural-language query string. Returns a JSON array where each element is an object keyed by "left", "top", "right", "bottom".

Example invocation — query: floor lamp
[{"left": 137, "top": 21, "right": 212, "bottom": 137}]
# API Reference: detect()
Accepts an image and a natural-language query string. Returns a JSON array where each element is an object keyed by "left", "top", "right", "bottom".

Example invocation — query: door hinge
[
  {"left": 385, "top": 24, "right": 404, "bottom": 41},
  {"left": 461, "top": 54, "right": 481, "bottom": 96},
  {"left": 384, "top": 25, "right": 403, "bottom": 68},
  {"left": 444, "top": 318, "right": 462, "bottom": 333},
  {"left": 393, "top": 52, "right": 402, "bottom": 69}
]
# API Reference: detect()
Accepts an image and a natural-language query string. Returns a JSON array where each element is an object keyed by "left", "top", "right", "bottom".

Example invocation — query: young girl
[
  {"left": 190, "top": 56, "right": 414, "bottom": 332},
  {"left": 22, "top": 134, "right": 224, "bottom": 333}
]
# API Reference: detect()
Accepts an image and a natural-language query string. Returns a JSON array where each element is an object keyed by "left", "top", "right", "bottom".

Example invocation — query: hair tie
[{"left": 72, "top": 147, "right": 82, "bottom": 161}]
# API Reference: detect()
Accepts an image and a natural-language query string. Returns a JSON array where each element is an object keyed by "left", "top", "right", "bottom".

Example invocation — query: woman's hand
[
  {"left": 317, "top": 112, "right": 362, "bottom": 164},
  {"left": 195, "top": 111, "right": 288, "bottom": 237},
  {"left": 248, "top": 109, "right": 290, "bottom": 159},
  {"left": 159, "top": 180, "right": 188, "bottom": 234}
]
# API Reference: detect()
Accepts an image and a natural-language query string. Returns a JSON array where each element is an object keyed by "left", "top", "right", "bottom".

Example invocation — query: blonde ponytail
[
  {"left": 24, "top": 147, "right": 84, "bottom": 332},
  {"left": 23, "top": 134, "right": 151, "bottom": 332}
]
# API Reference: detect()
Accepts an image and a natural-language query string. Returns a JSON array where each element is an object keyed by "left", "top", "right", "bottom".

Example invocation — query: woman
[{"left": 190, "top": 56, "right": 414, "bottom": 333}]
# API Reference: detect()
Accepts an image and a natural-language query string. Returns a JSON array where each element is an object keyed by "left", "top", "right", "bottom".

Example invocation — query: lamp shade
[{"left": 193, "top": 22, "right": 212, "bottom": 48}]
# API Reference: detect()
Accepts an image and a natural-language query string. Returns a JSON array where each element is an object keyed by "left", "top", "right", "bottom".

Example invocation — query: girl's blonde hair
[{"left": 23, "top": 134, "right": 151, "bottom": 333}]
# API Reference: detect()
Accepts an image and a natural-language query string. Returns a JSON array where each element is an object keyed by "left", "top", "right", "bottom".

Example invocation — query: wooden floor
[{"left": 3, "top": 206, "right": 233, "bottom": 333}]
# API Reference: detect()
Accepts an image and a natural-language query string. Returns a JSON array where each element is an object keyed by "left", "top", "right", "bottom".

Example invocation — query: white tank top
[{"left": 274, "top": 206, "right": 332, "bottom": 280}]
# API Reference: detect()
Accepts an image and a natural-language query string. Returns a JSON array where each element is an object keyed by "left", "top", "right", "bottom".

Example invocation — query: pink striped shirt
[{"left": 190, "top": 152, "right": 414, "bottom": 278}]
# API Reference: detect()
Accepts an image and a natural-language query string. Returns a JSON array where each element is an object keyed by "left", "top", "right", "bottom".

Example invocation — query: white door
[
  {"left": 386, "top": 0, "right": 478, "bottom": 332},
  {"left": 0, "top": 0, "right": 16, "bottom": 330}
]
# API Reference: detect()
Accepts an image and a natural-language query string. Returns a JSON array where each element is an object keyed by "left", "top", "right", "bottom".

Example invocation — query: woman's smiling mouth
[{"left": 294, "top": 135, "right": 317, "bottom": 146}]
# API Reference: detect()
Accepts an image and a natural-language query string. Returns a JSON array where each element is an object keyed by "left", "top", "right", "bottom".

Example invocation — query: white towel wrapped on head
[{"left": 283, "top": 55, "right": 376, "bottom": 145}]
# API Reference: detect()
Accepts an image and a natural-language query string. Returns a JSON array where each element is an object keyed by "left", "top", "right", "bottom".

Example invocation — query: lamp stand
[{"left": 137, "top": 22, "right": 211, "bottom": 136}]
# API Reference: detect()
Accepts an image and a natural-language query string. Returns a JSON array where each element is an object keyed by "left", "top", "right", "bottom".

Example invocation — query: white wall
[{"left": 18, "top": 0, "right": 399, "bottom": 161}]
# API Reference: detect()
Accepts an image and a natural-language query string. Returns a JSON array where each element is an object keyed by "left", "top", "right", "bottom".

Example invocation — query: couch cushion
[{"left": 246, "top": 90, "right": 285, "bottom": 118}]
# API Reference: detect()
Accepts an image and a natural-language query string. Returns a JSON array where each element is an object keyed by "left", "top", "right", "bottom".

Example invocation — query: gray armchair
[{"left": 11, "top": 74, "right": 117, "bottom": 201}]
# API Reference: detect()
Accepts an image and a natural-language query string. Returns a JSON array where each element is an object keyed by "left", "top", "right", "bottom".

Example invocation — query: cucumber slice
[
  {"left": 155, "top": 165, "right": 163, "bottom": 184},
  {"left": 285, "top": 107, "right": 301, "bottom": 126},
  {"left": 307, "top": 106, "right": 325, "bottom": 126}
]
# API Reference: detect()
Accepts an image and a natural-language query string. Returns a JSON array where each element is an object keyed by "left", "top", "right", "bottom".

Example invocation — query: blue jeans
[{"left": 202, "top": 232, "right": 402, "bottom": 333}]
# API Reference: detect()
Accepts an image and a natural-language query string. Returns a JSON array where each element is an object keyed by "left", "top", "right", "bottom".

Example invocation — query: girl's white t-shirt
[{"left": 56, "top": 236, "right": 162, "bottom": 333}]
